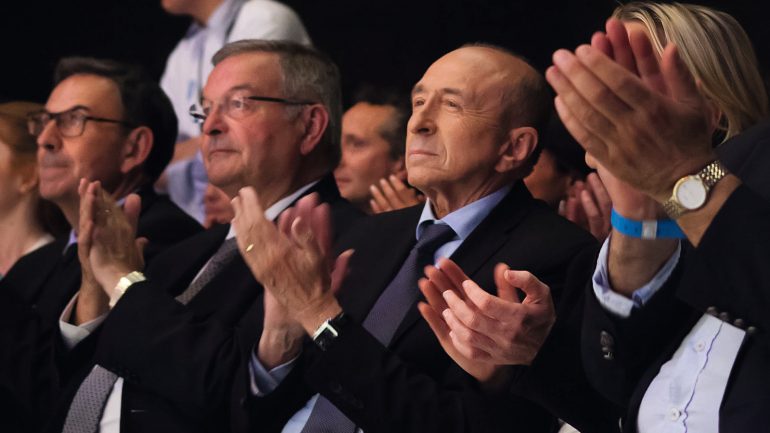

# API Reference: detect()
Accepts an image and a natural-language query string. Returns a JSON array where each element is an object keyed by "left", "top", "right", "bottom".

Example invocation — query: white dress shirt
[{"left": 592, "top": 235, "right": 745, "bottom": 433}]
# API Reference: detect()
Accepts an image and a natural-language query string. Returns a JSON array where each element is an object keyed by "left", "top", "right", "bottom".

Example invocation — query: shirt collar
[
  {"left": 207, "top": 0, "right": 241, "bottom": 32},
  {"left": 416, "top": 184, "right": 512, "bottom": 241}
]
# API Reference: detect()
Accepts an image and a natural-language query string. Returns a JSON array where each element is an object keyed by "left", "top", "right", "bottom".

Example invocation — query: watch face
[{"left": 675, "top": 176, "right": 707, "bottom": 210}]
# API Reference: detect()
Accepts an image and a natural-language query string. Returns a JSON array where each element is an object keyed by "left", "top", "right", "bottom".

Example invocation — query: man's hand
[
  {"left": 370, "top": 175, "right": 425, "bottom": 214},
  {"left": 78, "top": 179, "right": 146, "bottom": 300},
  {"left": 203, "top": 183, "right": 235, "bottom": 228},
  {"left": 546, "top": 18, "right": 716, "bottom": 203},
  {"left": 418, "top": 258, "right": 555, "bottom": 387},
  {"left": 231, "top": 189, "right": 353, "bottom": 335},
  {"left": 560, "top": 173, "right": 612, "bottom": 241}
]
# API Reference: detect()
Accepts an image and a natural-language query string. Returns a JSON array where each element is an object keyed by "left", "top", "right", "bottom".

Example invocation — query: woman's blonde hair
[{"left": 614, "top": 2, "right": 769, "bottom": 140}]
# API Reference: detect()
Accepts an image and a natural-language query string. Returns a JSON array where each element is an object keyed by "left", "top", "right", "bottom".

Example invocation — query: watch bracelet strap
[
  {"left": 663, "top": 160, "right": 728, "bottom": 219},
  {"left": 700, "top": 160, "right": 728, "bottom": 188},
  {"left": 109, "top": 271, "right": 145, "bottom": 307}
]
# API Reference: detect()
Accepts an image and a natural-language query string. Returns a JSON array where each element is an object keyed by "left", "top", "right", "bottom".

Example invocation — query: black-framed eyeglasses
[
  {"left": 27, "top": 108, "right": 135, "bottom": 138},
  {"left": 189, "top": 95, "right": 316, "bottom": 124}
]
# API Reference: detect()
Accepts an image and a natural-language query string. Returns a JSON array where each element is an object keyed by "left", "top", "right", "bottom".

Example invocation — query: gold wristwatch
[
  {"left": 662, "top": 160, "right": 728, "bottom": 219},
  {"left": 109, "top": 271, "right": 146, "bottom": 308}
]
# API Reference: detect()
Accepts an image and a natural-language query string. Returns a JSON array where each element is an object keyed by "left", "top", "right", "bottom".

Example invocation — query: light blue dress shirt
[{"left": 249, "top": 185, "right": 513, "bottom": 433}]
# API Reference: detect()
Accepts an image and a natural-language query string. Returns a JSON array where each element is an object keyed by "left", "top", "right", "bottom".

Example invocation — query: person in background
[
  {"left": 0, "top": 101, "right": 68, "bottom": 278},
  {"left": 524, "top": 117, "right": 591, "bottom": 209},
  {"left": 159, "top": 0, "right": 311, "bottom": 223},
  {"left": 334, "top": 85, "right": 422, "bottom": 214}
]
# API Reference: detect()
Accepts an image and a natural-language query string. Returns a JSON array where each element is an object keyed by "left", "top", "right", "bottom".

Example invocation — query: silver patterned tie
[
  {"left": 175, "top": 238, "right": 239, "bottom": 305},
  {"left": 61, "top": 237, "right": 240, "bottom": 432}
]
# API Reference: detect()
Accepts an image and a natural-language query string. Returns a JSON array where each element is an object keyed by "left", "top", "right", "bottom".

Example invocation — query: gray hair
[{"left": 213, "top": 40, "right": 343, "bottom": 168}]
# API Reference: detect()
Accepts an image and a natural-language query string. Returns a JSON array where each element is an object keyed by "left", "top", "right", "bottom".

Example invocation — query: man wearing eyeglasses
[
  {"left": 40, "top": 40, "right": 361, "bottom": 433},
  {"left": 0, "top": 57, "right": 202, "bottom": 432}
]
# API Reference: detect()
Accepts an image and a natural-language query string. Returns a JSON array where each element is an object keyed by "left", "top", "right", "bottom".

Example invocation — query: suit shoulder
[
  {"left": 334, "top": 205, "right": 421, "bottom": 251},
  {"left": 138, "top": 193, "right": 202, "bottom": 240},
  {"left": 525, "top": 203, "right": 596, "bottom": 247}
]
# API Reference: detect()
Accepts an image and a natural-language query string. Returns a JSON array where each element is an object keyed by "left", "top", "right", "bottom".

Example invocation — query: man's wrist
[{"left": 299, "top": 298, "right": 343, "bottom": 336}]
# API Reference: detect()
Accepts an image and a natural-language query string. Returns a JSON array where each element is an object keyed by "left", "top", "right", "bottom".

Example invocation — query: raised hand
[
  {"left": 547, "top": 18, "right": 716, "bottom": 203},
  {"left": 419, "top": 258, "right": 555, "bottom": 386},
  {"left": 231, "top": 189, "right": 353, "bottom": 335},
  {"left": 78, "top": 179, "right": 146, "bottom": 301},
  {"left": 370, "top": 175, "right": 425, "bottom": 213},
  {"left": 560, "top": 173, "right": 612, "bottom": 240}
]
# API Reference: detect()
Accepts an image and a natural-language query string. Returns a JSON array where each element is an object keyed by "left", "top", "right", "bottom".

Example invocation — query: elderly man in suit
[
  {"left": 60, "top": 40, "right": 361, "bottom": 433},
  {"left": 230, "top": 43, "right": 603, "bottom": 433}
]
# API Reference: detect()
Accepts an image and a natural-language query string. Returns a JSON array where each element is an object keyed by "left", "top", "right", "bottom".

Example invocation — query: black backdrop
[{"left": 2, "top": 0, "right": 768, "bottom": 107}]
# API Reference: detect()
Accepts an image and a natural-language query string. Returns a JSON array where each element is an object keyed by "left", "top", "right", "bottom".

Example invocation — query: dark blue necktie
[{"left": 301, "top": 222, "right": 456, "bottom": 433}]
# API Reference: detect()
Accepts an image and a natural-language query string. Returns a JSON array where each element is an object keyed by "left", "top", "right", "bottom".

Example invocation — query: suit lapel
[
  {"left": 145, "top": 224, "right": 230, "bottom": 297},
  {"left": 391, "top": 182, "right": 536, "bottom": 344}
]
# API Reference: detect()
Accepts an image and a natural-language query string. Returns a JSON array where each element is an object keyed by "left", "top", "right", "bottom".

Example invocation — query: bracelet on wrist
[{"left": 610, "top": 208, "right": 685, "bottom": 240}]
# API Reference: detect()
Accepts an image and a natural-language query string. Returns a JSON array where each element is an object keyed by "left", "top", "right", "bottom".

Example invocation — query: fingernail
[{"left": 552, "top": 49, "right": 571, "bottom": 66}]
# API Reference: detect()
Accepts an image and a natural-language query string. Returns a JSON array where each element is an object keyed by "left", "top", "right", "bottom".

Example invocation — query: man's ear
[
  {"left": 121, "top": 126, "right": 154, "bottom": 174},
  {"left": 299, "top": 105, "right": 330, "bottom": 156},
  {"left": 495, "top": 126, "right": 538, "bottom": 174}
]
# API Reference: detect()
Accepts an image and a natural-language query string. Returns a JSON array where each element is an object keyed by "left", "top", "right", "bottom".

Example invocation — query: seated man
[
  {"left": 159, "top": 0, "right": 311, "bottom": 223},
  {"left": 231, "top": 43, "right": 600, "bottom": 433},
  {"left": 334, "top": 85, "right": 419, "bottom": 214},
  {"left": 62, "top": 40, "right": 361, "bottom": 433},
  {"left": 0, "top": 57, "right": 201, "bottom": 432}
]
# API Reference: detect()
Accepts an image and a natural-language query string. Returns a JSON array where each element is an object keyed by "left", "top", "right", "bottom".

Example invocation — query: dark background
[{"left": 2, "top": 0, "right": 768, "bottom": 106}]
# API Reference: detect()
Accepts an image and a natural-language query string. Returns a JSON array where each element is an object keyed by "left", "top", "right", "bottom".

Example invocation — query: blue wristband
[{"left": 610, "top": 209, "right": 686, "bottom": 239}]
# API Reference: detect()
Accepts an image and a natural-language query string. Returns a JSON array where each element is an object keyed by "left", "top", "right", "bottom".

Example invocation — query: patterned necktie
[
  {"left": 176, "top": 237, "right": 239, "bottom": 305},
  {"left": 61, "top": 237, "right": 240, "bottom": 432},
  {"left": 300, "top": 222, "right": 456, "bottom": 433}
]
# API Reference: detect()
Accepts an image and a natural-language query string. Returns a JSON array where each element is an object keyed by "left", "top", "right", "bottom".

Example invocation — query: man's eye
[
  {"left": 446, "top": 100, "right": 459, "bottom": 108},
  {"left": 62, "top": 112, "right": 81, "bottom": 124},
  {"left": 412, "top": 99, "right": 425, "bottom": 107}
]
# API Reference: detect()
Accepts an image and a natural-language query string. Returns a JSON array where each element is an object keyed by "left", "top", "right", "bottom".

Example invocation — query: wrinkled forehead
[{"left": 202, "top": 52, "right": 284, "bottom": 101}]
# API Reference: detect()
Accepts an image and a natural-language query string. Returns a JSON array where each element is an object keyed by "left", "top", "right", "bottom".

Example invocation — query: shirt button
[
  {"left": 669, "top": 407, "right": 681, "bottom": 421},
  {"left": 694, "top": 341, "right": 706, "bottom": 352}
]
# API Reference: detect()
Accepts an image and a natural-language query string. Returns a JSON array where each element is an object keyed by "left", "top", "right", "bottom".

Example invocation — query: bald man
[{"left": 235, "top": 44, "right": 598, "bottom": 433}]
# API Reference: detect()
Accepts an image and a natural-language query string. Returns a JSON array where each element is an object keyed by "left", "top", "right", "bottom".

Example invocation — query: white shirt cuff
[
  {"left": 592, "top": 234, "right": 682, "bottom": 318},
  {"left": 248, "top": 347, "right": 298, "bottom": 396},
  {"left": 59, "top": 293, "right": 109, "bottom": 349}
]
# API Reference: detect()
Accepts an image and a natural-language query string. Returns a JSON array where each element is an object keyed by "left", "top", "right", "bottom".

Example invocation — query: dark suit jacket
[
  {"left": 582, "top": 187, "right": 770, "bottom": 432},
  {"left": 0, "top": 188, "right": 201, "bottom": 433},
  {"left": 244, "top": 182, "right": 611, "bottom": 433},
  {"left": 52, "top": 175, "right": 362, "bottom": 433}
]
